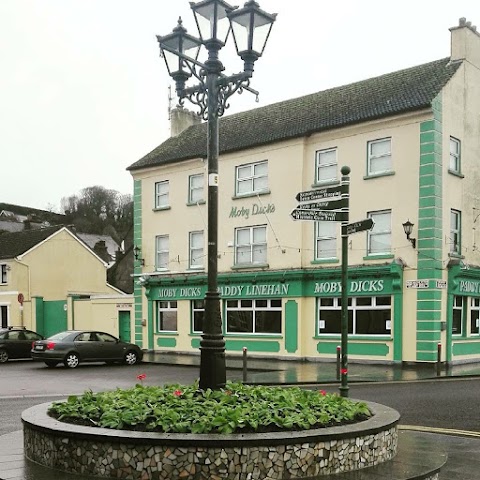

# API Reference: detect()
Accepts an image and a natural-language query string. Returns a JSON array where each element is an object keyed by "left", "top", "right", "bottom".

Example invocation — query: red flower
[
  {"left": 137, "top": 373, "right": 146, "bottom": 381},
  {"left": 319, "top": 390, "right": 327, "bottom": 396},
  {"left": 341, "top": 368, "right": 348, "bottom": 375},
  {"left": 174, "top": 389, "right": 183, "bottom": 397}
]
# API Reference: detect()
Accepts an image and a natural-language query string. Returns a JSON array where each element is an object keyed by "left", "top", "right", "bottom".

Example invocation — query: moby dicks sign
[{"left": 313, "top": 279, "right": 390, "bottom": 296}]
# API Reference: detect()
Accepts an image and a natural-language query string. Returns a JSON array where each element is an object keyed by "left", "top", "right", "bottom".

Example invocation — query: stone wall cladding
[{"left": 23, "top": 401, "right": 399, "bottom": 480}]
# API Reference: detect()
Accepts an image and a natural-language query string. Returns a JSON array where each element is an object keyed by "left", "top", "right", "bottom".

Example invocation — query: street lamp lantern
[
  {"left": 190, "top": 0, "right": 236, "bottom": 46},
  {"left": 228, "top": 0, "right": 277, "bottom": 73},
  {"left": 157, "top": 18, "right": 202, "bottom": 94},
  {"left": 156, "top": 0, "right": 276, "bottom": 391}
]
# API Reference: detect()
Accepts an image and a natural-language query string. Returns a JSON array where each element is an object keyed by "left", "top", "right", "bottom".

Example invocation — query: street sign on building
[
  {"left": 296, "top": 198, "right": 347, "bottom": 211},
  {"left": 295, "top": 184, "right": 346, "bottom": 203},
  {"left": 342, "top": 218, "right": 374, "bottom": 235},
  {"left": 290, "top": 209, "right": 348, "bottom": 222},
  {"left": 406, "top": 280, "right": 430, "bottom": 289}
]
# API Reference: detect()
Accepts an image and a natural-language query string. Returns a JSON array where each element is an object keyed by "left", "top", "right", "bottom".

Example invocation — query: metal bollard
[
  {"left": 336, "top": 345, "right": 341, "bottom": 381},
  {"left": 242, "top": 347, "right": 247, "bottom": 383},
  {"left": 436, "top": 343, "right": 442, "bottom": 376}
]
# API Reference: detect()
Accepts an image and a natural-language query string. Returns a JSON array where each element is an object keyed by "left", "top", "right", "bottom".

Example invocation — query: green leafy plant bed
[{"left": 48, "top": 381, "right": 371, "bottom": 434}]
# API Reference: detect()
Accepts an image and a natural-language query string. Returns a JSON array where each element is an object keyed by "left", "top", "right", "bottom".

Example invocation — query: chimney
[
  {"left": 450, "top": 17, "right": 480, "bottom": 67},
  {"left": 93, "top": 240, "right": 111, "bottom": 264},
  {"left": 170, "top": 106, "right": 201, "bottom": 137}
]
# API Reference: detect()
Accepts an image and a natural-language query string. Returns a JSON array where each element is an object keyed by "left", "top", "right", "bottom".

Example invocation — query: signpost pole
[{"left": 339, "top": 166, "right": 350, "bottom": 398}]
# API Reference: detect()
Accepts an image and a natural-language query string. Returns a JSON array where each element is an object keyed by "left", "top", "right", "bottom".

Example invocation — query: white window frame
[
  {"left": 367, "top": 210, "right": 391, "bottom": 255},
  {"left": 188, "top": 174, "right": 204, "bottom": 204},
  {"left": 155, "top": 235, "right": 169, "bottom": 270},
  {"left": 452, "top": 295, "right": 463, "bottom": 336},
  {"left": 315, "top": 221, "right": 337, "bottom": 259},
  {"left": 317, "top": 296, "right": 391, "bottom": 335},
  {"left": 450, "top": 209, "right": 461, "bottom": 255},
  {"left": 156, "top": 300, "right": 177, "bottom": 332},
  {"left": 235, "top": 160, "right": 268, "bottom": 196},
  {"left": 367, "top": 138, "right": 392, "bottom": 175},
  {"left": 315, "top": 148, "right": 337, "bottom": 184},
  {"left": 189, "top": 230, "right": 204, "bottom": 269},
  {"left": 234, "top": 225, "right": 267, "bottom": 266},
  {"left": 226, "top": 298, "right": 282, "bottom": 334},
  {"left": 470, "top": 298, "right": 480, "bottom": 335},
  {"left": 191, "top": 299, "right": 205, "bottom": 334},
  {"left": 0, "top": 264, "right": 7, "bottom": 284},
  {"left": 155, "top": 181, "right": 169, "bottom": 209},
  {"left": 449, "top": 137, "right": 461, "bottom": 173}
]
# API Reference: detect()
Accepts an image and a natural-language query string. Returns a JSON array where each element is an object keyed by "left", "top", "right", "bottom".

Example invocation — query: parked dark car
[
  {"left": 0, "top": 327, "right": 44, "bottom": 363},
  {"left": 31, "top": 330, "right": 143, "bottom": 368}
]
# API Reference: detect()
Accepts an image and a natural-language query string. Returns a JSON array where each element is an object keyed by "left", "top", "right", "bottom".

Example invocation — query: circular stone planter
[{"left": 22, "top": 401, "right": 399, "bottom": 480}]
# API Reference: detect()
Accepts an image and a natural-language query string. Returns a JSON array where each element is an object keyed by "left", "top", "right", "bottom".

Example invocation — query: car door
[
  {"left": 95, "top": 332, "right": 122, "bottom": 360},
  {"left": 6, "top": 330, "right": 24, "bottom": 359},
  {"left": 23, "top": 330, "right": 43, "bottom": 358},
  {"left": 74, "top": 332, "right": 98, "bottom": 361}
]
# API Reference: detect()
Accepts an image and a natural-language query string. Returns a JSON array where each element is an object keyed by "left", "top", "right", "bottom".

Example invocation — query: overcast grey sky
[{"left": 1, "top": 0, "right": 478, "bottom": 211}]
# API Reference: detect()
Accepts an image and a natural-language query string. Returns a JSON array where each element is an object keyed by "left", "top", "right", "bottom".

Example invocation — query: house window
[
  {"left": 155, "top": 181, "right": 169, "bottom": 208},
  {"left": 226, "top": 299, "right": 282, "bottom": 334},
  {"left": 155, "top": 235, "right": 169, "bottom": 270},
  {"left": 452, "top": 296, "right": 463, "bottom": 335},
  {"left": 235, "top": 161, "right": 268, "bottom": 196},
  {"left": 189, "top": 231, "right": 204, "bottom": 269},
  {"left": 315, "top": 148, "right": 337, "bottom": 184},
  {"left": 367, "top": 210, "right": 391, "bottom": 255},
  {"left": 367, "top": 138, "right": 392, "bottom": 175},
  {"left": 191, "top": 300, "right": 205, "bottom": 333},
  {"left": 1, "top": 265, "right": 7, "bottom": 284},
  {"left": 234, "top": 225, "right": 267, "bottom": 266},
  {"left": 450, "top": 209, "right": 461, "bottom": 254},
  {"left": 317, "top": 296, "right": 391, "bottom": 335},
  {"left": 189, "top": 174, "right": 204, "bottom": 204},
  {"left": 449, "top": 137, "right": 461, "bottom": 173},
  {"left": 157, "top": 301, "right": 177, "bottom": 332},
  {"left": 315, "top": 221, "right": 337, "bottom": 259},
  {"left": 470, "top": 298, "right": 480, "bottom": 335}
]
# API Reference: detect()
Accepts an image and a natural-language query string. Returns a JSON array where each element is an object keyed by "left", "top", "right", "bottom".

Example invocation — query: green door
[
  {"left": 118, "top": 311, "right": 131, "bottom": 343},
  {"left": 43, "top": 301, "right": 68, "bottom": 337}
]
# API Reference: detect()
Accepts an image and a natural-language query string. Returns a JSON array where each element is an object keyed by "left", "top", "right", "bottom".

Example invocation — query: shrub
[{"left": 48, "top": 381, "right": 371, "bottom": 434}]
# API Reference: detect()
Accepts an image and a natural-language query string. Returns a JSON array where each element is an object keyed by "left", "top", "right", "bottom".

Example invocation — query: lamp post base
[{"left": 199, "top": 334, "right": 226, "bottom": 390}]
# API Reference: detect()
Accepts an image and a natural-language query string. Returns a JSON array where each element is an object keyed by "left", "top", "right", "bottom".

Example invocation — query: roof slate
[
  {"left": 0, "top": 225, "right": 65, "bottom": 260},
  {"left": 128, "top": 57, "right": 461, "bottom": 171}
]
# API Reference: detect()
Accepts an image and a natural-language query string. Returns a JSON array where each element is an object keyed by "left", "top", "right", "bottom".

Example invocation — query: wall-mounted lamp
[
  {"left": 133, "top": 245, "right": 145, "bottom": 266},
  {"left": 402, "top": 220, "right": 416, "bottom": 249}
]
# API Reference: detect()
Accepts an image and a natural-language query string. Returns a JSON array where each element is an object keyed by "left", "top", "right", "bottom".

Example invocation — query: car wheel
[
  {"left": 124, "top": 351, "right": 138, "bottom": 366},
  {"left": 64, "top": 352, "right": 80, "bottom": 369},
  {"left": 45, "top": 361, "right": 58, "bottom": 368},
  {"left": 0, "top": 349, "right": 8, "bottom": 363}
]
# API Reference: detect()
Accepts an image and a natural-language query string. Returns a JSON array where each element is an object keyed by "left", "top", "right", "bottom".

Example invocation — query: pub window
[
  {"left": 157, "top": 301, "right": 177, "bottom": 332},
  {"left": 452, "top": 295, "right": 463, "bottom": 335},
  {"left": 191, "top": 299, "right": 205, "bottom": 333},
  {"left": 226, "top": 298, "right": 282, "bottom": 334},
  {"left": 155, "top": 180, "right": 169, "bottom": 209},
  {"left": 317, "top": 296, "right": 391, "bottom": 335},
  {"left": 470, "top": 298, "right": 480, "bottom": 335}
]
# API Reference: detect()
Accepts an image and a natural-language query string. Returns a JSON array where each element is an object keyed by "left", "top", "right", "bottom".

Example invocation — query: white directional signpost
[{"left": 292, "top": 167, "right": 375, "bottom": 398}]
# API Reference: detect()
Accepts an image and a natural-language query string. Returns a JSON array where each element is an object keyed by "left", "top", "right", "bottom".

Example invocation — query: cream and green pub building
[{"left": 128, "top": 19, "right": 480, "bottom": 365}]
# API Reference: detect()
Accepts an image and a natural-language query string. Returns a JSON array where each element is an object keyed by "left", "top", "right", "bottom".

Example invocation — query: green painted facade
[
  {"left": 416, "top": 101, "right": 444, "bottom": 362},
  {"left": 145, "top": 263, "right": 403, "bottom": 359},
  {"left": 133, "top": 179, "right": 144, "bottom": 348}
]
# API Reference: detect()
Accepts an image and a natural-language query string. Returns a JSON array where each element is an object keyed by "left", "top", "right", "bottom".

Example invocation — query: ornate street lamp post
[{"left": 157, "top": 0, "right": 276, "bottom": 390}]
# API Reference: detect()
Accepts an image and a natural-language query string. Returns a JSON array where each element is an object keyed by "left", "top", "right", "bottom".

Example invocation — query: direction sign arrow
[
  {"left": 296, "top": 184, "right": 347, "bottom": 203},
  {"left": 290, "top": 209, "right": 348, "bottom": 222},
  {"left": 342, "top": 218, "right": 375, "bottom": 235},
  {"left": 296, "top": 198, "right": 347, "bottom": 211}
]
